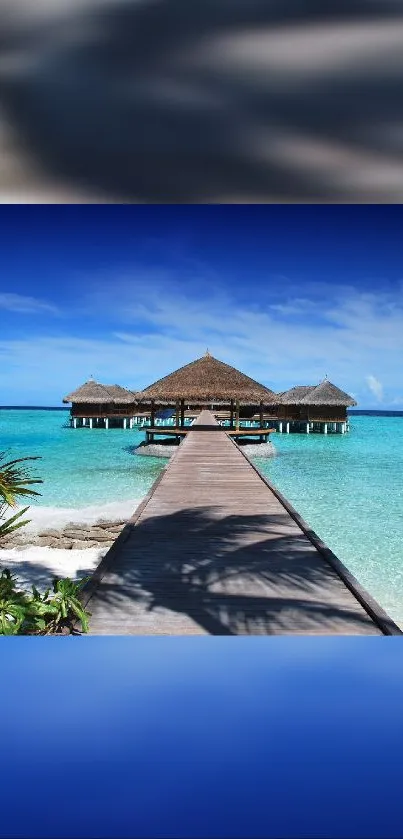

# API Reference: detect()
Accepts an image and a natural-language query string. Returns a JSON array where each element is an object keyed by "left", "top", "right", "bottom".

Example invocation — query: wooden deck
[
  {"left": 145, "top": 426, "right": 275, "bottom": 439},
  {"left": 83, "top": 411, "right": 400, "bottom": 635}
]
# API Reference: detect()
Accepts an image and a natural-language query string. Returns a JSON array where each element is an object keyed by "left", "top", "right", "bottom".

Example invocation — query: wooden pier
[
  {"left": 83, "top": 411, "right": 400, "bottom": 635},
  {"left": 145, "top": 425, "right": 275, "bottom": 444}
]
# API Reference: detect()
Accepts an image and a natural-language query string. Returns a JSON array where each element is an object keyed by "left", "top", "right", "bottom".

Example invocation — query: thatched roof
[
  {"left": 137, "top": 351, "right": 277, "bottom": 404},
  {"left": 63, "top": 380, "right": 136, "bottom": 404},
  {"left": 104, "top": 385, "right": 136, "bottom": 404},
  {"left": 278, "top": 386, "right": 316, "bottom": 404},
  {"left": 300, "top": 379, "right": 357, "bottom": 407},
  {"left": 279, "top": 380, "right": 356, "bottom": 407}
]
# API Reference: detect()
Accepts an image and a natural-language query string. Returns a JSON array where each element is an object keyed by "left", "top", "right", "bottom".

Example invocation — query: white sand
[
  {"left": 0, "top": 496, "right": 144, "bottom": 591},
  {"left": 0, "top": 546, "right": 105, "bottom": 591},
  {"left": 20, "top": 497, "right": 143, "bottom": 536}
]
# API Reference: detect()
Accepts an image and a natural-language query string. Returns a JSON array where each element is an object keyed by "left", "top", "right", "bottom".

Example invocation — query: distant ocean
[{"left": 1, "top": 407, "right": 403, "bottom": 626}]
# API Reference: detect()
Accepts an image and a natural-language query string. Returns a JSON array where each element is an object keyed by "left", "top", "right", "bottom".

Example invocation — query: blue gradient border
[{"left": 1, "top": 638, "right": 403, "bottom": 838}]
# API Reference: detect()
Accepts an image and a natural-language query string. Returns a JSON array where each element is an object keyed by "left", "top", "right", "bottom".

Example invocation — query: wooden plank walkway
[{"left": 83, "top": 411, "right": 400, "bottom": 635}]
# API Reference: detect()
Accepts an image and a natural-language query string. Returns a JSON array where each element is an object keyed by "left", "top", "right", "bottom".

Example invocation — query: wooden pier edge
[
  {"left": 230, "top": 435, "right": 402, "bottom": 636},
  {"left": 78, "top": 422, "right": 204, "bottom": 612},
  {"left": 79, "top": 456, "right": 175, "bottom": 608},
  {"left": 79, "top": 426, "right": 200, "bottom": 610}
]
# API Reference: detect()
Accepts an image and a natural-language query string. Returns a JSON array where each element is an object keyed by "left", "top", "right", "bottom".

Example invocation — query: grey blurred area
[{"left": 0, "top": 0, "right": 402, "bottom": 203}]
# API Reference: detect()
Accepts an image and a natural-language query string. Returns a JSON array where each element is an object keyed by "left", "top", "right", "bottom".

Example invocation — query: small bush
[{"left": 0, "top": 569, "right": 91, "bottom": 635}]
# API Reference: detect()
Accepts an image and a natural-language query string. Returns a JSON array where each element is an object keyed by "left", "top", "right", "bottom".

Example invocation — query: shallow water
[
  {"left": 0, "top": 408, "right": 161, "bottom": 509},
  {"left": 1, "top": 409, "right": 403, "bottom": 626},
  {"left": 256, "top": 415, "right": 403, "bottom": 626}
]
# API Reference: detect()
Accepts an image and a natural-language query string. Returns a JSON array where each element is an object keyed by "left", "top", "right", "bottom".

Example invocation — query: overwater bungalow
[
  {"left": 135, "top": 351, "right": 278, "bottom": 444},
  {"left": 276, "top": 379, "right": 357, "bottom": 434},
  {"left": 63, "top": 379, "right": 137, "bottom": 428},
  {"left": 63, "top": 355, "right": 356, "bottom": 437}
]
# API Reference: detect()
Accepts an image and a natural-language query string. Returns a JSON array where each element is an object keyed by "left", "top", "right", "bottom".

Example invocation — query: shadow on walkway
[{"left": 83, "top": 506, "right": 384, "bottom": 634}]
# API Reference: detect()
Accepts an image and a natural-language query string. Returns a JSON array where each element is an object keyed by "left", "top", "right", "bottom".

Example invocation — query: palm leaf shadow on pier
[{"left": 83, "top": 507, "right": 384, "bottom": 635}]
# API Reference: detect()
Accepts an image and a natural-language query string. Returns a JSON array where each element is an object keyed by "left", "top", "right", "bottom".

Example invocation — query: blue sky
[{"left": 0, "top": 205, "right": 403, "bottom": 407}]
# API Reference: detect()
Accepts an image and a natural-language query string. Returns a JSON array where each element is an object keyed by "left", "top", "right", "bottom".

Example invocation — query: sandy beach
[{"left": 0, "top": 497, "right": 143, "bottom": 591}]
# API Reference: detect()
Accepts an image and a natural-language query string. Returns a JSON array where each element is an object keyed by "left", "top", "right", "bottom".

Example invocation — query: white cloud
[
  {"left": 366, "top": 374, "right": 384, "bottom": 402},
  {"left": 0, "top": 292, "right": 59, "bottom": 315},
  {"left": 269, "top": 298, "right": 313, "bottom": 316},
  {"left": 2, "top": 279, "right": 403, "bottom": 406}
]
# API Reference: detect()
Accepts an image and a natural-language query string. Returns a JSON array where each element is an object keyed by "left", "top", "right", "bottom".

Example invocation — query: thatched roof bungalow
[
  {"left": 277, "top": 379, "right": 357, "bottom": 430},
  {"left": 62, "top": 361, "right": 356, "bottom": 435},
  {"left": 136, "top": 351, "right": 276, "bottom": 406},
  {"left": 133, "top": 351, "right": 277, "bottom": 440},
  {"left": 63, "top": 380, "right": 136, "bottom": 406},
  {"left": 134, "top": 350, "right": 277, "bottom": 430},
  {"left": 63, "top": 380, "right": 113, "bottom": 405},
  {"left": 63, "top": 379, "right": 137, "bottom": 427}
]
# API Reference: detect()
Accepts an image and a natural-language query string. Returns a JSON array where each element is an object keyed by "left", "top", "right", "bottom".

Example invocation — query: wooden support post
[
  {"left": 259, "top": 401, "right": 264, "bottom": 429},
  {"left": 286, "top": 422, "right": 290, "bottom": 434},
  {"left": 230, "top": 399, "right": 234, "bottom": 429},
  {"left": 175, "top": 400, "right": 180, "bottom": 429},
  {"left": 180, "top": 399, "right": 185, "bottom": 428},
  {"left": 279, "top": 421, "right": 283, "bottom": 433},
  {"left": 324, "top": 423, "right": 327, "bottom": 434},
  {"left": 306, "top": 422, "right": 309, "bottom": 434},
  {"left": 73, "top": 417, "right": 77, "bottom": 429},
  {"left": 123, "top": 418, "right": 127, "bottom": 430},
  {"left": 89, "top": 418, "right": 93, "bottom": 429},
  {"left": 235, "top": 400, "right": 240, "bottom": 431},
  {"left": 105, "top": 418, "right": 109, "bottom": 429},
  {"left": 150, "top": 400, "right": 155, "bottom": 428}
]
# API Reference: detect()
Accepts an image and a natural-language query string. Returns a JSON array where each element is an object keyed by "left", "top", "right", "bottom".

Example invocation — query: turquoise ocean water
[
  {"left": 0, "top": 409, "right": 162, "bottom": 508},
  {"left": 1, "top": 408, "right": 403, "bottom": 625}
]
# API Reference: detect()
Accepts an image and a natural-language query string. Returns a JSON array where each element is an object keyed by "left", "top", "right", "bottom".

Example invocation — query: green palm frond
[
  {"left": 0, "top": 453, "right": 42, "bottom": 507},
  {"left": 0, "top": 506, "right": 31, "bottom": 538}
]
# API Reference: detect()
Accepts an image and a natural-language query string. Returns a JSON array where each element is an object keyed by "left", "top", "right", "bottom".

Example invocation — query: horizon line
[{"left": 0, "top": 406, "right": 402, "bottom": 414}]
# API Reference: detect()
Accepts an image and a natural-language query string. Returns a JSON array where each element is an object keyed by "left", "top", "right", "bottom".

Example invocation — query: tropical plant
[
  {"left": 0, "top": 452, "right": 42, "bottom": 538},
  {"left": 25, "top": 585, "right": 57, "bottom": 634},
  {"left": 0, "top": 569, "right": 91, "bottom": 635},
  {"left": 0, "top": 569, "right": 32, "bottom": 634},
  {"left": 0, "top": 567, "right": 19, "bottom": 597},
  {"left": 47, "top": 577, "right": 91, "bottom": 634},
  {"left": 0, "top": 452, "right": 92, "bottom": 634},
  {"left": 0, "top": 596, "right": 27, "bottom": 635}
]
